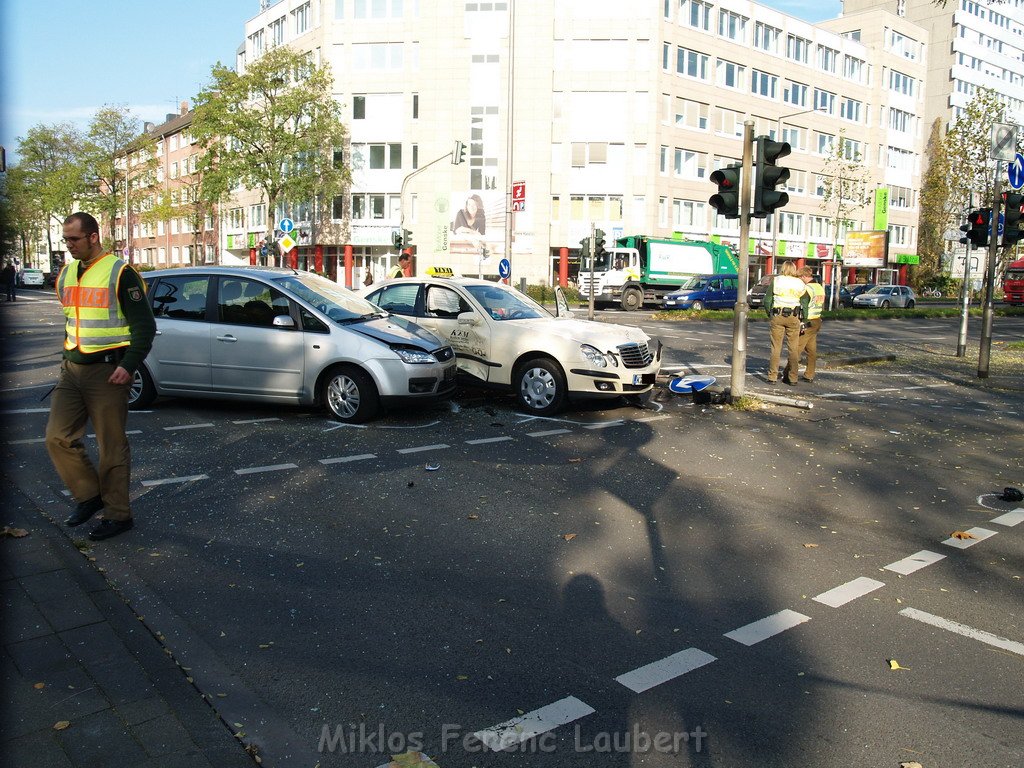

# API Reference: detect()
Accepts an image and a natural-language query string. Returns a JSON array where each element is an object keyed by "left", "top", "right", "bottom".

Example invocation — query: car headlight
[
  {"left": 581, "top": 344, "right": 614, "bottom": 368},
  {"left": 393, "top": 347, "right": 436, "bottom": 364}
]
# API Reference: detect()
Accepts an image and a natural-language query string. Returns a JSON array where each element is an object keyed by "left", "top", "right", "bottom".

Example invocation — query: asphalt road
[{"left": 3, "top": 290, "right": 1023, "bottom": 768}]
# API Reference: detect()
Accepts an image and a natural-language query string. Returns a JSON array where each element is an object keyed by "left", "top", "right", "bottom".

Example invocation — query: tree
[
  {"left": 916, "top": 118, "right": 952, "bottom": 288},
  {"left": 0, "top": 167, "right": 38, "bottom": 265},
  {"left": 191, "top": 45, "right": 350, "bottom": 266},
  {"left": 819, "top": 130, "right": 871, "bottom": 308},
  {"left": 943, "top": 88, "right": 1011, "bottom": 216},
  {"left": 16, "top": 122, "right": 87, "bottom": 258}
]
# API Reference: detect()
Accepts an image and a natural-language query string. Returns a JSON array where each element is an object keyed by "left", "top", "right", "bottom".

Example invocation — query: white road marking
[
  {"left": 990, "top": 508, "right": 1024, "bottom": 527},
  {"left": 141, "top": 474, "right": 209, "bottom": 487},
  {"left": 884, "top": 550, "right": 946, "bottom": 575},
  {"left": 684, "top": 337, "right": 703, "bottom": 342},
  {"left": 473, "top": 696, "right": 596, "bottom": 752},
  {"left": 465, "top": 436, "right": 514, "bottom": 445},
  {"left": 614, "top": 648, "right": 717, "bottom": 693},
  {"left": 941, "top": 527, "right": 997, "bottom": 549},
  {"left": 380, "top": 420, "right": 441, "bottom": 430},
  {"left": 397, "top": 443, "right": 450, "bottom": 454},
  {"left": 848, "top": 389, "right": 875, "bottom": 395},
  {"left": 88, "top": 429, "right": 142, "bottom": 438},
  {"left": 232, "top": 417, "right": 281, "bottom": 424},
  {"left": 724, "top": 609, "right": 811, "bottom": 646},
  {"left": 8, "top": 437, "right": 45, "bottom": 445},
  {"left": 2, "top": 408, "right": 51, "bottom": 414},
  {"left": 583, "top": 420, "right": 626, "bottom": 430},
  {"left": 319, "top": 453, "right": 376, "bottom": 465},
  {"left": 527, "top": 429, "right": 572, "bottom": 437},
  {"left": 0, "top": 383, "right": 57, "bottom": 393},
  {"left": 813, "top": 577, "right": 886, "bottom": 608},
  {"left": 375, "top": 756, "right": 439, "bottom": 768},
  {"left": 632, "top": 414, "right": 672, "bottom": 423},
  {"left": 234, "top": 463, "right": 298, "bottom": 475},
  {"left": 899, "top": 608, "right": 1024, "bottom": 656},
  {"left": 163, "top": 423, "right": 215, "bottom": 431}
]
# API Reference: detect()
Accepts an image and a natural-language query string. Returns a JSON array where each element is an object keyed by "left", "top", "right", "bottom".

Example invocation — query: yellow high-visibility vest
[
  {"left": 772, "top": 275, "right": 806, "bottom": 308},
  {"left": 806, "top": 282, "right": 825, "bottom": 319},
  {"left": 58, "top": 254, "right": 131, "bottom": 353}
]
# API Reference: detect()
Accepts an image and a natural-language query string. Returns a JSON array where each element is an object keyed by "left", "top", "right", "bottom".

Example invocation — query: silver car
[
  {"left": 852, "top": 284, "right": 916, "bottom": 309},
  {"left": 132, "top": 267, "right": 457, "bottom": 422}
]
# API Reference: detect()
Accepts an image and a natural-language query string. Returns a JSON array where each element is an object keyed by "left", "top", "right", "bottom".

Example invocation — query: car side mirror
[
  {"left": 457, "top": 311, "right": 480, "bottom": 326},
  {"left": 272, "top": 315, "right": 296, "bottom": 329},
  {"left": 554, "top": 286, "right": 573, "bottom": 318}
]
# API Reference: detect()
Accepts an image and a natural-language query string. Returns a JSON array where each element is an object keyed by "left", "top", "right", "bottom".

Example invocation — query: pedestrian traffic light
[
  {"left": 753, "top": 136, "right": 791, "bottom": 218},
  {"left": 402, "top": 228, "right": 413, "bottom": 249},
  {"left": 1001, "top": 193, "right": 1023, "bottom": 248},
  {"left": 579, "top": 236, "right": 591, "bottom": 259},
  {"left": 594, "top": 229, "right": 606, "bottom": 255},
  {"left": 709, "top": 164, "right": 742, "bottom": 219},
  {"left": 392, "top": 230, "right": 402, "bottom": 250},
  {"left": 452, "top": 140, "right": 467, "bottom": 165},
  {"left": 963, "top": 208, "right": 991, "bottom": 249}
]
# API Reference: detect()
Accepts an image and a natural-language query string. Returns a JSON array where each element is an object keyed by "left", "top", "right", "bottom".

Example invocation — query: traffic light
[
  {"left": 452, "top": 140, "right": 467, "bottom": 165},
  {"left": 753, "top": 136, "right": 791, "bottom": 218},
  {"left": 579, "top": 236, "right": 591, "bottom": 259},
  {"left": 402, "top": 228, "right": 412, "bottom": 249},
  {"left": 594, "top": 229, "right": 606, "bottom": 255},
  {"left": 392, "top": 230, "right": 403, "bottom": 250},
  {"left": 963, "top": 209, "right": 991, "bottom": 249},
  {"left": 709, "top": 164, "right": 742, "bottom": 219},
  {"left": 1002, "top": 193, "right": 1023, "bottom": 248}
]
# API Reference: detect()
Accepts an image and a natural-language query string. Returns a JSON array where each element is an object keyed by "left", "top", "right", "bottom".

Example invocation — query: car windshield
[
  {"left": 464, "top": 284, "right": 550, "bottom": 321},
  {"left": 273, "top": 273, "right": 385, "bottom": 323},
  {"left": 680, "top": 277, "right": 708, "bottom": 290},
  {"left": 864, "top": 286, "right": 890, "bottom": 295}
]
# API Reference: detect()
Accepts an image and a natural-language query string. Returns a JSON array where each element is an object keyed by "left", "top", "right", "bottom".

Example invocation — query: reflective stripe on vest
[
  {"left": 772, "top": 275, "right": 806, "bottom": 308},
  {"left": 806, "top": 282, "right": 825, "bottom": 319},
  {"left": 58, "top": 254, "right": 131, "bottom": 352}
]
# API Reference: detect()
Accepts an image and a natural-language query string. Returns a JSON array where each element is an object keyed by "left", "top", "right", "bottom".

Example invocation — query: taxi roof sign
[{"left": 427, "top": 266, "right": 455, "bottom": 277}]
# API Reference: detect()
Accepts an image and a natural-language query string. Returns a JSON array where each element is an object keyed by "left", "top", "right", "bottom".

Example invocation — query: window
[
  {"left": 783, "top": 81, "right": 808, "bottom": 107},
  {"left": 787, "top": 35, "right": 810, "bottom": 63},
  {"left": 676, "top": 47, "right": 709, "bottom": 80},
  {"left": 292, "top": 2, "right": 311, "bottom": 35},
  {"left": 371, "top": 283, "right": 422, "bottom": 317},
  {"left": 673, "top": 199, "right": 707, "bottom": 229},
  {"left": 814, "top": 89, "right": 835, "bottom": 114},
  {"left": 840, "top": 98, "right": 862, "bottom": 122},
  {"left": 817, "top": 46, "right": 838, "bottom": 73},
  {"left": 887, "top": 146, "right": 914, "bottom": 172},
  {"left": 784, "top": 169, "right": 806, "bottom": 194},
  {"left": 754, "top": 22, "right": 780, "bottom": 52},
  {"left": 781, "top": 126, "right": 805, "bottom": 152},
  {"left": 152, "top": 276, "right": 210, "bottom": 321},
  {"left": 815, "top": 132, "right": 835, "bottom": 155},
  {"left": 810, "top": 216, "right": 831, "bottom": 240},
  {"left": 717, "top": 60, "right": 745, "bottom": 89},
  {"left": 840, "top": 138, "right": 862, "bottom": 161},
  {"left": 716, "top": 109, "right": 743, "bottom": 137},
  {"left": 886, "top": 29, "right": 918, "bottom": 60},
  {"left": 218, "top": 279, "right": 291, "bottom": 328},
  {"left": 685, "top": 0, "right": 711, "bottom": 30},
  {"left": 889, "top": 70, "right": 915, "bottom": 97},
  {"left": 675, "top": 149, "right": 707, "bottom": 179},
  {"left": 675, "top": 97, "right": 709, "bottom": 130},
  {"left": 718, "top": 10, "right": 747, "bottom": 41},
  {"left": 751, "top": 70, "right": 778, "bottom": 99},
  {"left": 424, "top": 286, "right": 472, "bottom": 319},
  {"left": 843, "top": 55, "right": 865, "bottom": 82},
  {"left": 249, "top": 29, "right": 265, "bottom": 56},
  {"left": 269, "top": 16, "right": 285, "bottom": 46},
  {"left": 888, "top": 224, "right": 910, "bottom": 246},
  {"left": 353, "top": 95, "right": 366, "bottom": 119},
  {"left": 888, "top": 108, "right": 913, "bottom": 133},
  {"left": 659, "top": 145, "right": 669, "bottom": 174},
  {"left": 889, "top": 186, "right": 913, "bottom": 208}
]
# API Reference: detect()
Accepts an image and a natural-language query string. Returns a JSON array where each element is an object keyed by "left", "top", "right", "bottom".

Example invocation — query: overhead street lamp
[{"left": 769, "top": 106, "right": 826, "bottom": 274}]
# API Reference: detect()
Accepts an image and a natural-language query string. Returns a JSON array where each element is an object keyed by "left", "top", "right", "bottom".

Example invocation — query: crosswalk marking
[
  {"left": 614, "top": 648, "right": 717, "bottom": 693},
  {"left": 724, "top": 609, "right": 810, "bottom": 646},
  {"left": 899, "top": 608, "right": 1024, "bottom": 656},
  {"left": 473, "top": 696, "right": 596, "bottom": 752}
]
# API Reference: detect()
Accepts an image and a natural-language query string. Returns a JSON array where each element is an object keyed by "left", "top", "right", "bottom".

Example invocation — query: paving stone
[
  {"left": 3, "top": 539, "right": 64, "bottom": 578},
  {"left": 55, "top": 708, "right": 148, "bottom": 768},
  {"left": 59, "top": 622, "right": 121, "bottom": 666},
  {"left": 1, "top": 587, "right": 53, "bottom": 644},
  {"left": 18, "top": 569, "right": 80, "bottom": 603},
  {"left": 6, "top": 633, "right": 76, "bottom": 679},
  {"left": 0, "top": 729, "right": 75, "bottom": 768},
  {"left": 36, "top": 595, "right": 104, "bottom": 633},
  {"left": 84, "top": 655, "right": 156, "bottom": 707},
  {"left": 114, "top": 696, "right": 171, "bottom": 727},
  {"left": 131, "top": 713, "right": 197, "bottom": 758},
  {"left": 151, "top": 752, "right": 216, "bottom": 768}
]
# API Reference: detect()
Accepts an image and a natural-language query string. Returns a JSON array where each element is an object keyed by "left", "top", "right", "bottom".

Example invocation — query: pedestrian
[
  {"left": 1, "top": 261, "right": 15, "bottom": 301},
  {"left": 797, "top": 266, "right": 825, "bottom": 383},
  {"left": 388, "top": 252, "right": 410, "bottom": 279},
  {"left": 763, "top": 260, "right": 808, "bottom": 386},
  {"left": 45, "top": 212, "right": 156, "bottom": 541}
]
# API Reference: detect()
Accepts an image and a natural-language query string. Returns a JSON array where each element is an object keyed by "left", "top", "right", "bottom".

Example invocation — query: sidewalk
[{"left": 1, "top": 484, "right": 254, "bottom": 768}]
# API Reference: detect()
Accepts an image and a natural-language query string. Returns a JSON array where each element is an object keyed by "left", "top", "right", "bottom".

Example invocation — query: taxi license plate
[{"left": 633, "top": 374, "right": 643, "bottom": 385}]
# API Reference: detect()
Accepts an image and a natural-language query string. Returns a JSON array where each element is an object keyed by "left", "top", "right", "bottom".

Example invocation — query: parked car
[
  {"left": 664, "top": 273, "right": 738, "bottom": 310},
  {"left": 852, "top": 284, "right": 916, "bottom": 309},
  {"left": 747, "top": 275, "right": 772, "bottom": 308},
  {"left": 360, "top": 277, "right": 661, "bottom": 416},
  {"left": 823, "top": 283, "right": 853, "bottom": 308},
  {"left": 18, "top": 268, "right": 45, "bottom": 288},
  {"left": 131, "top": 266, "right": 457, "bottom": 422},
  {"left": 845, "top": 283, "right": 876, "bottom": 301}
]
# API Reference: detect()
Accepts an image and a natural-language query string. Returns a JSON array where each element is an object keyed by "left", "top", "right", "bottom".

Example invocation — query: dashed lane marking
[
  {"left": 465, "top": 436, "right": 514, "bottom": 445},
  {"left": 232, "top": 417, "right": 281, "bottom": 424},
  {"left": 89, "top": 429, "right": 142, "bottom": 438},
  {"left": 990, "top": 508, "right": 1024, "bottom": 527},
  {"left": 942, "top": 527, "right": 998, "bottom": 549},
  {"left": 163, "top": 423, "right": 215, "bottom": 431},
  {"left": 614, "top": 648, "right": 717, "bottom": 694},
  {"left": 884, "top": 550, "right": 946, "bottom": 575},
  {"left": 234, "top": 463, "right": 298, "bottom": 475},
  {"left": 526, "top": 429, "right": 572, "bottom": 437},
  {"left": 473, "top": 696, "right": 596, "bottom": 752},
  {"left": 319, "top": 453, "right": 377, "bottom": 465},
  {"left": 583, "top": 420, "right": 626, "bottom": 430},
  {"left": 141, "top": 474, "right": 209, "bottom": 487},
  {"left": 724, "top": 609, "right": 811, "bottom": 646},
  {"left": 3, "top": 408, "right": 50, "bottom": 414},
  {"left": 632, "top": 414, "right": 672, "bottom": 423},
  {"left": 899, "top": 608, "right": 1024, "bottom": 657},
  {"left": 397, "top": 443, "right": 450, "bottom": 454},
  {"left": 812, "top": 577, "right": 886, "bottom": 608}
]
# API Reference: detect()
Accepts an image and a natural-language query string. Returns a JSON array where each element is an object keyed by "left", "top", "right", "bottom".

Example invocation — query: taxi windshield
[{"left": 465, "top": 284, "right": 550, "bottom": 321}]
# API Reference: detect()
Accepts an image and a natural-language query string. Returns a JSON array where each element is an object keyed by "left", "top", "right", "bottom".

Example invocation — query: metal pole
[
  {"left": 503, "top": 0, "right": 516, "bottom": 282},
  {"left": 956, "top": 196, "right": 974, "bottom": 358},
  {"left": 978, "top": 163, "right": 1002, "bottom": 378},
  {"left": 587, "top": 222, "right": 596, "bottom": 321},
  {"left": 730, "top": 121, "right": 754, "bottom": 399}
]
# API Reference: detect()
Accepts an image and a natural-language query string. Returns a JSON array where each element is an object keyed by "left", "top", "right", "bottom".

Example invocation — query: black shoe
[
  {"left": 800, "top": 376, "right": 814, "bottom": 383},
  {"left": 88, "top": 519, "right": 134, "bottom": 541},
  {"left": 766, "top": 379, "right": 777, "bottom": 385},
  {"left": 783, "top": 378, "right": 797, "bottom": 386},
  {"left": 66, "top": 496, "right": 104, "bottom": 527}
]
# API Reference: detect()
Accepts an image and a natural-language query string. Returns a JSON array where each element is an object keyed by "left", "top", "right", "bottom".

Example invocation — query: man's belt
[{"left": 770, "top": 307, "right": 800, "bottom": 317}]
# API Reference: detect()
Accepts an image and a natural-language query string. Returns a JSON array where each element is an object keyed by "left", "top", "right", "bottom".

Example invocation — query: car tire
[
  {"left": 621, "top": 287, "right": 643, "bottom": 312},
  {"left": 906, "top": 300, "right": 915, "bottom": 309},
  {"left": 322, "top": 365, "right": 379, "bottom": 423},
  {"left": 515, "top": 357, "right": 567, "bottom": 416},
  {"left": 881, "top": 300, "right": 890, "bottom": 309},
  {"left": 690, "top": 300, "right": 705, "bottom": 311},
  {"left": 127, "top": 366, "right": 157, "bottom": 410}
]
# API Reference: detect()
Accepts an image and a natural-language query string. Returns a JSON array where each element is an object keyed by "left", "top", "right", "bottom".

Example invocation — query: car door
[
  {"left": 147, "top": 275, "right": 213, "bottom": 393},
  {"left": 414, "top": 284, "right": 493, "bottom": 382},
  {"left": 210, "top": 277, "right": 306, "bottom": 399}
]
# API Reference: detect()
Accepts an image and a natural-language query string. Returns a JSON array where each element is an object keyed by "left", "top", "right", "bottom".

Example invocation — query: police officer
[
  {"left": 388, "top": 252, "right": 410, "bottom": 279},
  {"left": 797, "top": 266, "right": 825, "bottom": 383},
  {"left": 763, "top": 260, "right": 808, "bottom": 386},
  {"left": 45, "top": 212, "right": 156, "bottom": 541}
]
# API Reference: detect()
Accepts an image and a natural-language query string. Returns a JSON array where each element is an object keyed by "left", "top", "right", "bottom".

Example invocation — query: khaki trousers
[
  {"left": 798, "top": 318, "right": 822, "bottom": 380},
  {"left": 45, "top": 360, "right": 132, "bottom": 521},
  {"left": 768, "top": 313, "right": 801, "bottom": 382}
]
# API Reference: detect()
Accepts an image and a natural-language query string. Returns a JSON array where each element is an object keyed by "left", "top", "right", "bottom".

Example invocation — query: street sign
[
  {"left": 279, "top": 234, "right": 297, "bottom": 252},
  {"left": 278, "top": 217, "right": 295, "bottom": 234},
  {"left": 511, "top": 181, "right": 526, "bottom": 212},
  {"left": 991, "top": 124, "right": 1017, "bottom": 161},
  {"left": 498, "top": 258, "right": 511, "bottom": 279},
  {"left": 122, "top": 248, "right": 130, "bottom": 257},
  {"left": 1009, "top": 153, "right": 1024, "bottom": 190}
]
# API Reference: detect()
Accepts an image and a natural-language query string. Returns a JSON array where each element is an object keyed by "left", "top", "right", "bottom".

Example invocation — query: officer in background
[
  {"left": 763, "top": 260, "right": 808, "bottom": 386},
  {"left": 797, "top": 266, "right": 825, "bottom": 383},
  {"left": 45, "top": 212, "right": 156, "bottom": 541},
  {"left": 388, "top": 252, "right": 410, "bottom": 279}
]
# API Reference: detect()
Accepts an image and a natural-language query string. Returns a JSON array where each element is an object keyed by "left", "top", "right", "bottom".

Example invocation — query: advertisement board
[{"left": 843, "top": 231, "right": 887, "bottom": 267}]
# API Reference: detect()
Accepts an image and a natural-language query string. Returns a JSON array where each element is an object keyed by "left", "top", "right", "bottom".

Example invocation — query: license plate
[{"left": 633, "top": 374, "right": 643, "bottom": 385}]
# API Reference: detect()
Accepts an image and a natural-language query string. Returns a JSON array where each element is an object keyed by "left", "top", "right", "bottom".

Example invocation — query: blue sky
[{"left": 1, "top": 0, "right": 844, "bottom": 161}]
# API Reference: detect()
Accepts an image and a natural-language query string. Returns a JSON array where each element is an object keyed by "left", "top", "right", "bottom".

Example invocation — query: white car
[
  {"left": 852, "top": 284, "right": 916, "bottom": 309},
  {"left": 360, "top": 277, "right": 661, "bottom": 415},
  {"left": 18, "top": 268, "right": 45, "bottom": 287}
]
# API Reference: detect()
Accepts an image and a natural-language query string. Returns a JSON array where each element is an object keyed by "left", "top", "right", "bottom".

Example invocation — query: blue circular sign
[
  {"left": 1009, "top": 153, "right": 1024, "bottom": 191},
  {"left": 668, "top": 375, "right": 716, "bottom": 393},
  {"left": 278, "top": 218, "right": 295, "bottom": 233},
  {"left": 498, "top": 258, "right": 511, "bottom": 279}
]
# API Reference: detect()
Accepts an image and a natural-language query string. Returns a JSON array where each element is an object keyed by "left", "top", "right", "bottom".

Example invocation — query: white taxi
[{"left": 360, "top": 277, "right": 661, "bottom": 415}]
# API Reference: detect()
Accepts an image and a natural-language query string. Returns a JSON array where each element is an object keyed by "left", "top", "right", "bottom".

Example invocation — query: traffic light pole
[
  {"left": 587, "top": 223, "right": 596, "bottom": 321},
  {"left": 978, "top": 163, "right": 1002, "bottom": 378},
  {"left": 730, "top": 121, "right": 754, "bottom": 399}
]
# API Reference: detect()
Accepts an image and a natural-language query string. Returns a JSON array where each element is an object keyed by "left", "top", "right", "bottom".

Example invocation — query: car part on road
[
  {"left": 323, "top": 365, "right": 379, "bottom": 422},
  {"left": 516, "top": 357, "right": 567, "bottom": 415}
]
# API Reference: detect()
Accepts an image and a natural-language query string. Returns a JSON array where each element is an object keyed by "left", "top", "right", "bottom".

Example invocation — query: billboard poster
[
  {"left": 843, "top": 231, "right": 887, "bottom": 267},
  {"left": 447, "top": 190, "right": 507, "bottom": 259}
]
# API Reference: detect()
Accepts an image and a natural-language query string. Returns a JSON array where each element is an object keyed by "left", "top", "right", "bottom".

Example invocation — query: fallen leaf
[
  {"left": 53, "top": 720, "right": 70, "bottom": 730},
  {"left": 467, "top": 514, "right": 479, "bottom": 520},
  {"left": 951, "top": 530, "right": 977, "bottom": 540},
  {"left": 568, "top": 458, "right": 583, "bottom": 463},
  {"left": 391, "top": 753, "right": 433, "bottom": 767},
  {"left": 456, "top": 675, "right": 469, "bottom": 681},
  {"left": 900, "top": 763, "right": 924, "bottom": 768},
  {"left": 562, "top": 533, "right": 577, "bottom": 541},
  {"left": 803, "top": 543, "right": 819, "bottom": 548},
  {"left": 2, "top": 526, "right": 30, "bottom": 538},
  {"left": 887, "top": 659, "right": 909, "bottom": 670}
]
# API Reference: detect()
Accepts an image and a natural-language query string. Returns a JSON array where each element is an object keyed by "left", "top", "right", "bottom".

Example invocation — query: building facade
[{"left": 226, "top": 0, "right": 931, "bottom": 286}]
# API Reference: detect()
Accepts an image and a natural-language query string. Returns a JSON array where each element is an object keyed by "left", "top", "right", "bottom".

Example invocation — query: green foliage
[
  {"left": 524, "top": 283, "right": 580, "bottom": 305},
  {"left": 915, "top": 119, "right": 952, "bottom": 289},
  {"left": 14, "top": 122, "right": 87, "bottom": 253},
  {"left": 191, "top": 45, "right": 350, "bottom": 253}
]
